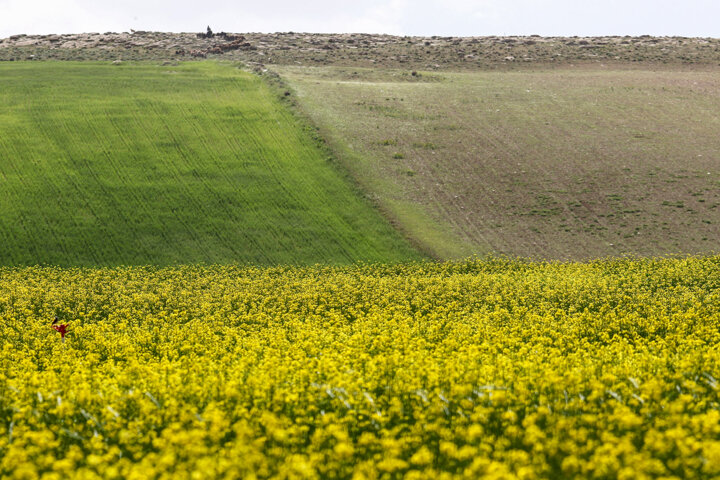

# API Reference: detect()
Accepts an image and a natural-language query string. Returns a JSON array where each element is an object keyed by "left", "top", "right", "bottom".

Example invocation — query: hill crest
[{"left": 2, "top": 32, "right": 719, "bottom": 68}]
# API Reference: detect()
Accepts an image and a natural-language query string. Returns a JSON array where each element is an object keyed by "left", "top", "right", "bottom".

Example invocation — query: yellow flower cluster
[{"left": 1, "top": 258, "right": 719, "bottom": 479}]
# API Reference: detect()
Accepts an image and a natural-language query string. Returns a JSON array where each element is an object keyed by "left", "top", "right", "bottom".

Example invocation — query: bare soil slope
[{"left": 280, "top": 66, "right": 720, "bottom": 260}]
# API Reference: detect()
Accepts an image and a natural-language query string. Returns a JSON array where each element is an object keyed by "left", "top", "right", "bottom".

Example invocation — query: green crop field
[
  {"left": 0, "top": 61, "right": 422, "bottom": 266},
  {"left": 279, "top": 65, "right": 720, "bottom": 260}
]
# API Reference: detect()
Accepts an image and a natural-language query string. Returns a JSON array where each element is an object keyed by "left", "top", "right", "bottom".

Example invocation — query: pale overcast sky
[{"left": 1, "top": 0, "right": 718, "bottom": 39}]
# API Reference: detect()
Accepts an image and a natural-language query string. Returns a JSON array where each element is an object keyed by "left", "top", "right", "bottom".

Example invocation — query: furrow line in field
[
  {"left": 50, "top": 94, "right": 121, "bottom": 262},
  {"left": 152, "top": 98, "right": 251, "bottom": 257},
  {"left": 447, "top": 103, "right": 521, "bottom": 252},
  {"left": 160, "top": 121, "right": 252, "bottom": 261},
  {"left": 0, "top": 130, "right": 37, "bottom": 264},
  {"left": 51, "top": 105, "right": 129, "bottom": 263},
  {"left": 100, "top": 110, "right": 183, "bottom": 260},
  {"left": 0, "top": 134, "right": 43, "bottom": 264},
  {"left": 193, "top": 88, "right": 301, "bottom": 259},
  {"left": 198, "top": 94, "right": 324, "bottom": 256},
  {"left": 171, "top": 96, "right": 264, "bottom": 259},
  {"left": 29, "top": 102, "right": 105, "bottom": 264},
  {"left": 77, "top": 104, "right": 156, "bottom": 263},
  {"left": 8, "top": 95, "right": 69, "bottom": 263},
  {"left": 135, "top": 99, "right": 231, "bottom": 263},
  {"left": 250, "top": 104, "right": 359, "bottom": 259}
]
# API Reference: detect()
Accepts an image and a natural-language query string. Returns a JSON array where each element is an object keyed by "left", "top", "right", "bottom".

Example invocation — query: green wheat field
[{"left": 0, "top": 62, "right": 421, "bottom": 266}]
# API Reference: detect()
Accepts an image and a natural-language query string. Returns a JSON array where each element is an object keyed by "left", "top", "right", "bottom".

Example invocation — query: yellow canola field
[{"left": 1, "top": 258, "right": 720, "bottom": 479}]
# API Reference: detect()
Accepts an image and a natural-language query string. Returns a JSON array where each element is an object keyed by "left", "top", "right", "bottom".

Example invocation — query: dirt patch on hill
[{"left": 2, "top": 31, "right": 719, "bottom": 69}]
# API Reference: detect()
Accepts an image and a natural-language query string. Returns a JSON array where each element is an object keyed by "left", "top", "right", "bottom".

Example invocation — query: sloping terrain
[
  {"left": 279, "top": 65, "right": 720, "bottom": 260},
  {"left": 2, "top": 34, "right": 719, "bottom": 262},
  {"left": 0, "top": 61, "right": 422, "bottom": 266}
]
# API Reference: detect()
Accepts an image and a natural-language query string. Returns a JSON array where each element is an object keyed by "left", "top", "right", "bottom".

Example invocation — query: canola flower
[{"left": 1, "top": 257, "right": 720, "bottom": 479}]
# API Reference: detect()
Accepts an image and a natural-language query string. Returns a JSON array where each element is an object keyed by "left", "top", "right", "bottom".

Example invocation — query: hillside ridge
[{"left": 2, "top": 31, "right": 719, "bottom": 68}]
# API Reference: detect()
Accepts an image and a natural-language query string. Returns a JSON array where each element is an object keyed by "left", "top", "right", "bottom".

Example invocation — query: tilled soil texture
[
  {"left": 2, "top": 31, "right": 720, "bottom": 69},
  {"left": 280, "top": 66, "right": 720, "bottom": 260}
]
